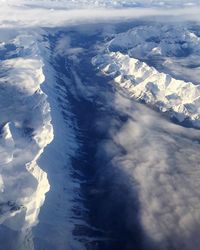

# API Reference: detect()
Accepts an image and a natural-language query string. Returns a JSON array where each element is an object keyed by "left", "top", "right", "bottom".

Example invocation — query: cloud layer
[{"left": 0, "top": 2, "right": 200, "bottom": 29}]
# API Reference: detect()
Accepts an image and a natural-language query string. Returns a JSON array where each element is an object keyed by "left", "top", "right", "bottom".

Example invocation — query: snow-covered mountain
[
  {"left": 107, "top": 24, "right": 200, "bottom": 83},
  {"left": 93, "top": 24, "right": 200, "bottom": 127},
  {"left": 108, "top": 24, "right": 200, "bottom": 60},
  {"left": 1, "top": 1, "right": 200, "bottom": 250},
  {"left": 0, "top": 30, "right": 53, "bottom": 247}
]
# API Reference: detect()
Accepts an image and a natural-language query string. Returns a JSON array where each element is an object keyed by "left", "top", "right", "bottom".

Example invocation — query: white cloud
[{"left": 99, "top": 92, "right": 200, "bottom": 249}]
